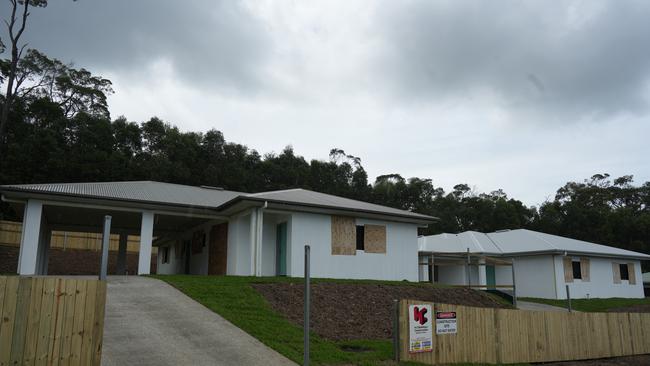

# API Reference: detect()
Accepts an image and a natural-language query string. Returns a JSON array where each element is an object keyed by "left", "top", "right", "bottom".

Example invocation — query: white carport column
[
  {"left": 137, "top": 211, "right": 154, "bottom": 275},
  {"left": 478, "top": 257, "right": 487, "bottom": 289},
  {"left": 249, "top": 208, "right": 258, "bottom": 276},
  {"left": 116, "top": 233, "right": 128, "bottom": 275},
  {"left": 17, "top": 200, "right": 44, "bottom": 275}
]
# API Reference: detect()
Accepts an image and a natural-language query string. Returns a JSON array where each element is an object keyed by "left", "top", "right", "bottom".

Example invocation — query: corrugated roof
[
  {"left": 245, "top": 188, "right": 434, "bottom": 220},
  {"left": 0, "top": 181, "right": 435, "bottom": 222},
  {"left": 0, "top": 181, "right": 242, "bottom": 209},
  {"left": 419, "top": 229, "right": 650, "bottom": 260}
]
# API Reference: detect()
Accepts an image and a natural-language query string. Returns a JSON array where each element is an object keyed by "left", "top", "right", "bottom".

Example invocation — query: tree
[{"left": 1, "top": 0, "right": 48, "bottom": 145}]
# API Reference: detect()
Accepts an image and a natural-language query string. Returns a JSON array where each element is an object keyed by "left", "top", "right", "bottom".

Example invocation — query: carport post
[
  {"left": 511, "top": 258, "right": 517, "bottom": 307},
  {"left": 304, "top": 245, "right": 310, "bottom": 366},
  {"left": 100, "top": 215, "right": 112, "bottom": 281}
]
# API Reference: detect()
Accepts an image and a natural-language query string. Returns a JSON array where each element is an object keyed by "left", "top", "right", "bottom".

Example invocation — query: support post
[
  {"left": 138, "top": 211, "right": 154, "bottom": 275},
  {"left": 249, "top": 208, "right": 258, "bottom": 276},
  {"left": 466, "top": 248, "right": 471, "bottom": 288},
  {"left": 39, "top": 226, "right": 51, "bottom": 275},
  {"left": 511, "top": 258, "right": 517, "bottom": 308},
  {"left": 100, "top": 215, "right": 112, "bottom": 280},
  {"left": 304, "top": 245, "right": 310, "bottom": 366},
  {"left": 566, "top": 285, "right": 572, "bottom": 312},
  {"left": 393, "top": 299, "right": 400, "bottom": 361},
  {"left": 116, "top": 233, "right": 128, "bottom": 275},
  {"left": 478, "top": 257, "right": 487, "bottom": 290},
  {"left": 18, "top": 200, "right": 43, "bottom": 275}
]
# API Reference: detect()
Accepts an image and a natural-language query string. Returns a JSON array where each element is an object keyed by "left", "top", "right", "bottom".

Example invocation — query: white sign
[
  {"left": 435, "top": 311, "right": 457, "bottom": 335},
  {"left": 408, "top": 304, "right": 433, "bottom": 353}
]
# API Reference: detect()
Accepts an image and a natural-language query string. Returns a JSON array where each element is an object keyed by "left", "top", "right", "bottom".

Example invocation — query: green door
[
  {"left": 276, "top": 223, "right": 287, "bottom": 276},
  {"left": 486, "top": 265, "right": 496, "bottom": 289}
]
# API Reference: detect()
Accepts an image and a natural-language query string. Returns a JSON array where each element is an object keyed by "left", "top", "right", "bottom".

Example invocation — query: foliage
[
  {"left": 519, "top": 297, "right": 650, "bottom": 313},
  {"left": 1, "top": 50, "right": 650, "bottom": 266}
]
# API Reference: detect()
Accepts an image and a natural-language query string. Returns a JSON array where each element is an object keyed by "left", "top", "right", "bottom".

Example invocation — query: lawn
[
  {"left": 153, "top": 275, "right": 438, "bottom": 366},
  {"left": 519, "top": 296, "right": 650, "bottom": 312}
]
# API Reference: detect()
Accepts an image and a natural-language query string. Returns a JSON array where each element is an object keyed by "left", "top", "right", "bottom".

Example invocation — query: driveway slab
[{"left": 101, "top": 276, "right": 295, "bottom": 366}]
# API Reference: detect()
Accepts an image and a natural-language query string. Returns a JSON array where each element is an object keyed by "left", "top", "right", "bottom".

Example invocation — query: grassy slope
[
  {"left": 153, "top": 275, "right": 442, "bottom": 366},
  {"left": 519, "top": 297, "right": 650, "bottom": 312}
]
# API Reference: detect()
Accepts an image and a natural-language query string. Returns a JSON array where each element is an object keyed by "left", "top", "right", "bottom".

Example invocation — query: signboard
[
  {"left": 408, "top": 304, "right": 433, "bottom": 353},
  {"left": 435, "top": 311, "right": 457, "bottom": 335}
]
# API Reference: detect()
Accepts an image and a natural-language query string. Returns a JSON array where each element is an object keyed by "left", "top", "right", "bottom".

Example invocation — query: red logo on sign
[{"left": 413, "top": 306, "right": 428, "bottom": 325}]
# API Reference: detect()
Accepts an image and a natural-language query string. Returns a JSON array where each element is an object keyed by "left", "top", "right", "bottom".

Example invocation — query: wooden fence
[
  {"left": 398, "top": 299, "right": 650, "bottom": 364},
  {"left": 0, "top": 220, "right": 149, "bottom": 253},
  {"left": 0, "top": 276, "right": 107, "bottom": 366}
]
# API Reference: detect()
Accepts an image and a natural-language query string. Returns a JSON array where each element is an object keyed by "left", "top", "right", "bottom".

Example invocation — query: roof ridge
[
  {"left": 483, "top": 232, "right": 505, "bottom": 254},
  {"left": 246, "top": 188, "right": 305, "bottom": 197},
  {"left": 525, "top": 229, "right": 560, "bottom": 251}
]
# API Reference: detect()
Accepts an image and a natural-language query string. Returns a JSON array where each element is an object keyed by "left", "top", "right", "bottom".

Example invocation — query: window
[
  {"left": 161, "top": 246, "right": 170, "bottom": 264},
  {"left": 572, "top": 261, "right": 582, "bottom": 280},
  {"left": 356, "top": 225, "right": 365, "bottom": 251},
  {"left": 620, "top": 263, "right": 629, "bottom": 281}
]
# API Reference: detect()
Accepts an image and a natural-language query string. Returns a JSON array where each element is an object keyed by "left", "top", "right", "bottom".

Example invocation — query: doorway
[
  {"left": 276, "top": 222, "right": 287, "bottom": 276},
  {"left": 486, "top": 265, "right": 496, "bottom": 289}
]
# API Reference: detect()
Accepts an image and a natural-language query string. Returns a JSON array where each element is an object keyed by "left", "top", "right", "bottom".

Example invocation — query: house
[
  {"left": 418, "top": 229, "right": 650, "bottom": 299},
  {"left": 644, "top": 272, "right": 650, "bottom": 297},
  {"left": 0, "top": 181, "right": 435, "bottom": 281}
]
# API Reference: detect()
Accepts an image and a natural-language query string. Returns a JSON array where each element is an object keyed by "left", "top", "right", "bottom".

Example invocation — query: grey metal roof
[
  {"left": 419, "top": 229, "right": 650, "bottom": 260},
  {"left": 243, "top": 188, "right": 434, "bottom": 220},
  {"left": 1, "top": 181, "right": 435, "bottom": 222},
  {"left": 0, "top": 181, "right": 243, "bottom": 209}
]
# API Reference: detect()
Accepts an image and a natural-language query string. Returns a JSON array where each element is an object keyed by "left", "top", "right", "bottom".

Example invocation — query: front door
[
  {"left": 276, "top": 222, "right": 287, "bottom": 276},
  {"left": 486, "top": 265, "right": 496, "bottom": 289},
  {"left": 208, "top": 223, "right": 228, "bottom": 275}
]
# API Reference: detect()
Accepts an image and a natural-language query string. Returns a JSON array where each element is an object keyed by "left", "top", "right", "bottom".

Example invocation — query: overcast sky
[{"left": 5, "top": 0, "right": 650, "bottom": 205}]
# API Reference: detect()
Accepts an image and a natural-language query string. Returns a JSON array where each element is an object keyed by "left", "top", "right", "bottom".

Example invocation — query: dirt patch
[
  {"left": 253, "top": 282, "right": 509, "bottom": 340},
  {"left": 538, "top": 355, "right": 650, "bottom": 365},
  {"left": 607, "top": 304, "right": 650, "bottom": 313}
]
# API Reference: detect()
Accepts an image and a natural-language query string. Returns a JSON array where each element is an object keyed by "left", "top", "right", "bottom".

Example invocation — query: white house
[
  {"left": 1, "top": 181, "right": 435, "bottom": 281},
  {"left": 419, "top": 229, "right": 650, "bottom": 299}
]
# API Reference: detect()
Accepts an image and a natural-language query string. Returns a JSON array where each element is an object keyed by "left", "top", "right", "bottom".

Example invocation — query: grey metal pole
[
  {"left": 304, "top": 245, "right": 310, "bottom": 366},
  {"left": 466, "top": 248, "right": 471, "bottom": 288},
  {"left": 100, "top": 215, "right": 112, "bottom": 281},
  {"left": 393, "top": 299, "right": 400, "bottom": 361},
  {"left": 565, "top": 285, "right": 572, "bottom": 312},
  {"left": 511, "top": 258, "right": 517, "bottom": 308}
]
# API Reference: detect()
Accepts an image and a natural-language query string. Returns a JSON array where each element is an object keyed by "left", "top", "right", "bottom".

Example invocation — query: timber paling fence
[
  {"left": 399, "top": 299, "right": 650, "bottom": 365},
  {"left": 0, "top": 276, "right": 107, "bottom": 366}
]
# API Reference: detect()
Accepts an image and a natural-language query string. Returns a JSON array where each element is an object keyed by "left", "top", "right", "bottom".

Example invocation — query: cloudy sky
[{"left": 6, "top": 0, "right": 650, "bottom": 205}]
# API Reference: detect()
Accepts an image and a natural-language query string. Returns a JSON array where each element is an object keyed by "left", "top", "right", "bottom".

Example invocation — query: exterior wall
[
  {"left": 226, "top": 214, "right": 251, "bottom": 275},
  {"left": 437, "top": 264, "right": 467, "bottom": 286},
  {"left": 512, "top": 255, "right": 557, "bottom": 299},
  {"left": 288, "top": 212, "right": 419, "bottom": 281},
  {"left": 495, "top": 265, "right": 513, "bottom": 286},
  {"left": 156, "top": 242, "right": 181, "bottom": 275},
  {"left": 155, "top": 220, "right": 220, "bottom": 275},
  {"left": 553, "top": 256, "right": 645, "bottom": 299}
]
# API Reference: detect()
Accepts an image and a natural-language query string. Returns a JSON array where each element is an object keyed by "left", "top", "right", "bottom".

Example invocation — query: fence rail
[
  {"left": 399, "top": 299, "right": 650, "bottom": 365},
  {"left": 0, "top": 220, "right": 143, "bottom": 252},
  {"left": 0, "top": 276, "right": 107, "bottom": 365}
]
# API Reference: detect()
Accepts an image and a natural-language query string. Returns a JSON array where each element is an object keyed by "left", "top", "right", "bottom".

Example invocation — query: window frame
[
  {"left": 356, "top": 225, "right": 365, "bottom": 251},
  {"left": 572, "top": 260, "right": 582, "bottom": 280}
]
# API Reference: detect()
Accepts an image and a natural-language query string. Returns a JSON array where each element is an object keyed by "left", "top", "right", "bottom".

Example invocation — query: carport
[{"left": 0, "top": 182, "right": 233, "bottom": 276}]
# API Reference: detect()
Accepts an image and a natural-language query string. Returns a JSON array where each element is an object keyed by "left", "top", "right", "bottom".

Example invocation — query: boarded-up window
[
  {"left": 613, "top": 262, "right": 621, "bottom": 284},
  {"left": 563, "top": 257, "right": 573, "bottom": 283},
  {"left": 580, "top": 258, "right": 590, "bottom": 282},
  {"left": 628, "top": 263, "right": 636, "bottom": 285},
  {"left": 364, "top": 225, "right": 387, "bottom": 254},
  {"left": 331, "top": 216, "right": 356, "bottom": 255}
]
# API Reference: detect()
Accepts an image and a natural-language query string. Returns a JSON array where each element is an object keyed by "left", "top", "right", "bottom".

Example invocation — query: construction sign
[
  {"left": 435, "top": 311, "right": 457, "bottom": 335},
  {"left": 408, "top": 304, "right": 433, "bottom": 353}
]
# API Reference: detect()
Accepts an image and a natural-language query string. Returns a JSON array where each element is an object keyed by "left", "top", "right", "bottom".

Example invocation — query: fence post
[
  {"left": 304, "top": 245, "right": 310, "bottom": 366},
  {"left": 99, "top": 215, "right": 111, "bottom": 281},
  {"left": 393, "top": 299, "right": 400, "bottom": 361},
  {"left": 565, "top": 285, "right": 572, "bottom": 312},
  {"left": 511, "top": 258, "right": 517, "bottom": 307}
]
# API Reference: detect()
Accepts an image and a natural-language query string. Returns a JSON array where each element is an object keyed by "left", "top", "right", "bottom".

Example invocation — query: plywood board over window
[
  {"left": 613, "top": 262, "right": 621, "bottom": 284},
  {"left": 563, "top": 257, "right": 573, "bottom": 283},
  {"left": 364, "top": 225, "right": 387, "bottom": 254},
  {"left": 331, "top": 216, "right": 356, "bottom": 255},
  {"left": 628, "top": 263, "right": 636, "bottom": 284},
  {"left": 580, "top": 258, "right": 590, "bottom": 282}
]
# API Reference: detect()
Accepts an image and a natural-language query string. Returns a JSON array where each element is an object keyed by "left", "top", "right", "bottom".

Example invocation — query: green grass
[
  {"left": 152, "top": 275, "right": 441, "bottom": 366},
  {"left": 519, "top": 296, "right": 650, "bottom": 312}
]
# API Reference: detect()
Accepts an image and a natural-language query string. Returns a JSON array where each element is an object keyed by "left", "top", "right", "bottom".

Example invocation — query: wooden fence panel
[
  {"left": 399, "top": 300, "right": 650, "bottom": 365},
  {"left": 0, "top": 277, "right": 106, "bottom": 366}
]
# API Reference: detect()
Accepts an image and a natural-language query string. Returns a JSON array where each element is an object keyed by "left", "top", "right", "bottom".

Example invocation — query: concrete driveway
[
  {"left": 517, "top": 300, "right": 572, "bottom": 312},
  {"left": 101, "top": 276, "right": 295, "bottom": 366}
]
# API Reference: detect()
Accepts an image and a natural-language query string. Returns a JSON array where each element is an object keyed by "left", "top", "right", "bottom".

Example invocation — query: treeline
[{"left": 1, "top": 50, "right": 649, "bottom": 261}]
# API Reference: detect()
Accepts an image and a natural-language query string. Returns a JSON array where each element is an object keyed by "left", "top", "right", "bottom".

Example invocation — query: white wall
[
  {"left": 553, "top": 256, "right": 645, "bottom": 299},
  {"left": 436, "top": 264, "right": 467, "bottom": 285},
  {"left": 288, "top": 212, "right": 419, "bottom": 281},
  {"left": 156, "top": 242, "right": 183, "bottom": 275},
  {"left": 512, "top": 255, "right": 558, "bottom": 299},
  {"left": 227, "top": 214, "right": 251, "bottom": 275}
]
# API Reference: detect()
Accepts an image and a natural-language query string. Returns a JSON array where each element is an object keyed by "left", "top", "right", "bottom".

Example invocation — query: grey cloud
[
  {"left": 6, "top": 0, "right": 271, "bottom": 93},
  {"left": 372, "top": 0, "right": 650, "bottom": 123}
]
